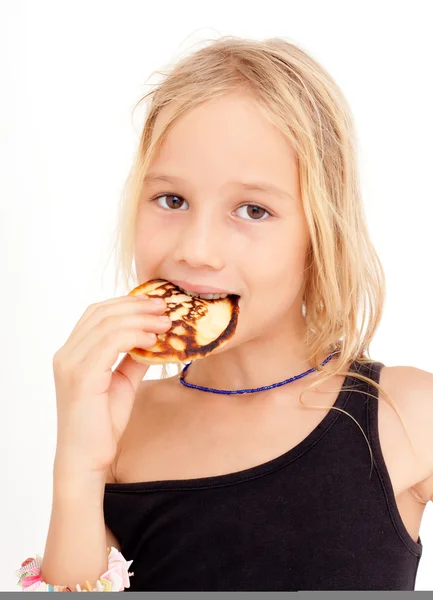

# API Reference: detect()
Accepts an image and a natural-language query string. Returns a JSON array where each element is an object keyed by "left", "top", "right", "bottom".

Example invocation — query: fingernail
[{"left": 158, "top": 315, "right": 171, "bottom": 323}]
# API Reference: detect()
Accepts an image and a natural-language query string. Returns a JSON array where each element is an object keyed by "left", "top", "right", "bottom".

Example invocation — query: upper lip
[{"left": 170, "top": 279, "right": 236, "bottom": 295}]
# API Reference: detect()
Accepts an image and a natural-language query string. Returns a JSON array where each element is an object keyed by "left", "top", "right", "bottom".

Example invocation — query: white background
[{"left": 1, "top": 0, "right": 432, "bottom": 591}]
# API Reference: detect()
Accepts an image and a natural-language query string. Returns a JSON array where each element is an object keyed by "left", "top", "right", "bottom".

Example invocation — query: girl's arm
[{"left": 39, "top": 459, "right": 113, "bottom": 591}]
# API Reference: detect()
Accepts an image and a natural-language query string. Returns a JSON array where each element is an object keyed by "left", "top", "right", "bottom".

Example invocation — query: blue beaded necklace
[{"left": 179, "top": 348, "right": 340, "bottom": 395}]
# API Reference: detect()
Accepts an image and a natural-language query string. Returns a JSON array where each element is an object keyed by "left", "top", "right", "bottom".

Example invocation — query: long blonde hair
[{"left": 106, "top": 35, "right": 414, "bottom": 475}]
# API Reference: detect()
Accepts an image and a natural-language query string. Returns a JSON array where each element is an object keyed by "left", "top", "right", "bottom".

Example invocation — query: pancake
[{"left": 127, "top": 279, "right": 240, "bottom": 364}]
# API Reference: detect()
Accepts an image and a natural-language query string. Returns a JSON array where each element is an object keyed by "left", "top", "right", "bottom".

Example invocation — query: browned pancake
[{"left": 127, "top": 279, "right": 240, "bottom": 364}]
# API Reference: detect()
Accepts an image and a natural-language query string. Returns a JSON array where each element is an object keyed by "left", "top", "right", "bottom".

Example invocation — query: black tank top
[{"left": 103, "top": 360, "right": 423, "bottom": 591}]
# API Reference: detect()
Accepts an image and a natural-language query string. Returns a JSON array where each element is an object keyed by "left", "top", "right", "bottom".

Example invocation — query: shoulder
[
  {"left": 381, "top": 364, "right": 433, "bottom": 435},
  {"left": 110, "top": 375, "right": 180, "bottom": 481},
  {"left": 380, "top": 364, "right": 433, "bottom": 502},
  {"left": 120, "top": 374, "right": 181, "bottom": 438}
]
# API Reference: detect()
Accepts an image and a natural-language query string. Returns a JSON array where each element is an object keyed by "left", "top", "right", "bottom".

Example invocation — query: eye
[
  {"left": 235, "top": 204, "right": 271, "bottom": 221},
  {"left": 153, "top": 194, "right": 189, "bottom": 210}
]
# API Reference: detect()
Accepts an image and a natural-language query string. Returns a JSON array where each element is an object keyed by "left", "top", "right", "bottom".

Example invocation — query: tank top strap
[
  {"left": 334, "top": 359, "right": 386, "bottom": 467},
  {"left": 351, "top": 358, "right": 423, "bottom": 555},
  {"left": 348, "top": 358, "right": 385, "bottom": 394},
  {"left": 351, "top": 359, "right": 386, "bottom": 439},
  {"left": 350, "top": 358, "right": 386, "bottom": 386},
  {"left": 336, "top": 359, "right": 386, "bottom": 421},
  {"left": 343, "top": 359, "right": 386, "bottom": 443},
  {"left": 330, "top": 358, "right": 423, "bottom": 558}
]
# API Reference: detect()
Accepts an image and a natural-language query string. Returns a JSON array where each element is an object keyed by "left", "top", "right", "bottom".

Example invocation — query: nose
[{"left": 172, "top": 212, "right": 225, "bottom": 271}]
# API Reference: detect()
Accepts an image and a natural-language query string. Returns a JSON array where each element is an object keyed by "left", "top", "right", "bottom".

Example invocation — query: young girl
[{"left": 16, "top": 36, "right": 433, "bottom": 592}]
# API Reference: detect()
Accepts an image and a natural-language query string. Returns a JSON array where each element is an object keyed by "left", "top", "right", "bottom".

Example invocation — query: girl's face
[{"left": 134, "top": 92, "right": 311, "bottom": 355}]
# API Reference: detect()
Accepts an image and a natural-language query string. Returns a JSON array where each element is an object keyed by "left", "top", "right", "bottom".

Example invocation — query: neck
[{"left": 185, "top": 316, "right": 332, "bottom": 392}]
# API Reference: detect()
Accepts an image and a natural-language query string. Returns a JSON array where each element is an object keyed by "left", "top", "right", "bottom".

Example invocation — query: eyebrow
[{"left": 143, "top": 172, "right": 295, "bottom": 201}]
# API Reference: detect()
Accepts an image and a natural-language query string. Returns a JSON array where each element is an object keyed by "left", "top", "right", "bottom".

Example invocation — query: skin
[{"left": 134, "top": 90, "right": 333, "bottom": 395}]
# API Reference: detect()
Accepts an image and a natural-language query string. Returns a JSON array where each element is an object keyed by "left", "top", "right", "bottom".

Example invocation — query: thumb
[{"left": 114, "top": 352, "right": 151, "bottom": 392}]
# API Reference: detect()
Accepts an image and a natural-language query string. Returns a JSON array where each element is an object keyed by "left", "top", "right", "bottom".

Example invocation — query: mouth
[
  {"left": 170, "top": 279, "right": 239, "bottom": 301},
  {"left": 179, "top": 288, "right": 230, "bottom": 300}
]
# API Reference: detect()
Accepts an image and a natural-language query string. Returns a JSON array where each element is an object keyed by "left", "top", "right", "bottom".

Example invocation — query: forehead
[{"left": 149, "top": 93, "right": 298, "bottom": 192}]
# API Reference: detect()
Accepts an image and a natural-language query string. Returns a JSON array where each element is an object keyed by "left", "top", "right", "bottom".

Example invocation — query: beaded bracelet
[{"left": 15, "top": 546, "right": 134, "bottom": 592}]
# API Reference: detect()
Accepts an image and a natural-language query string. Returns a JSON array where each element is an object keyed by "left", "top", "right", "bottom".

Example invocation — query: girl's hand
[{"left": 52, "top": 293, "right": 170, "bottom": 475}]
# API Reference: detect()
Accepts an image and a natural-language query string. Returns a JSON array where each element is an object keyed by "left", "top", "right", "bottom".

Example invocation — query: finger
[
  {"left": 75, "top": 329, "right": 158, "bottom": 380},
  {"left": 65, "top": 298, "right": 168, "bottom": 352},
  {"left": 65, "top": 313, "right": 171, "bottom": 366},
  {"left": 113, "top": 352, "right": 151, "bottom": 392},
  {"left": 64, "top": 296, "right": 143, "bottom": 345}
]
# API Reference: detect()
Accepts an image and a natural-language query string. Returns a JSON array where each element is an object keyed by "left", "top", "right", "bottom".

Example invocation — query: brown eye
[
  {"left": 247, "top": 206, "right": 266, "bottom": 219},
  {"left": 235, "top": 204, "right": 270, "bottom": 221},
  {"left": 155, "top": 194, "right": 188, "bottom": 210}
]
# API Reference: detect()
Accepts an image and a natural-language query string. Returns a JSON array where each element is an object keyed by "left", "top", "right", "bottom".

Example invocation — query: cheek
[
  {"left": 135, "top": 205, "right": 168, "bottom": 248},
  {"left": 237, "top": 227, "right": 309, "bottom": 320},
  {"left": 133, "top": 218, "right": 168, "bottom": 280},
  {"left": 242, "top": 230, "right": 309, "bottom": 289}
]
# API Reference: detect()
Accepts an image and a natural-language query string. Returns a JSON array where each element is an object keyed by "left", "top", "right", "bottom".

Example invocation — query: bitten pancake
[{"left": 127, "top": 279, "right": 240, "bottom": 364}]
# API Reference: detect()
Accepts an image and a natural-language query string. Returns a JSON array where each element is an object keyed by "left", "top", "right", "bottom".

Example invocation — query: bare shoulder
[
  {"left": 380, "top": 364, "right": 433, "bottom": 502},
  {"left": 120, "top": 374, "right": 179, "bottom": 421},
  {"left": 114, "top": 374, "right": 180, "bottom": 457}
]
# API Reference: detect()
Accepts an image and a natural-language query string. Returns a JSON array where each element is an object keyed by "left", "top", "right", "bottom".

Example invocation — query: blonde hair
[{"left": 107, "top": 34, "right": 414, "bottom": 476}]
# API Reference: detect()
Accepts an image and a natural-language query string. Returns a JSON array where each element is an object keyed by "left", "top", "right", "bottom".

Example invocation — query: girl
[{"left": 16, "top": 36, "right": 433, "bottom": 591}]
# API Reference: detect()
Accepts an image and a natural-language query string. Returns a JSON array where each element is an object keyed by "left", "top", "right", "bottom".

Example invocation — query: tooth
[{"left": 179, "top": 287, "right": 228, "bottom": 300}]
